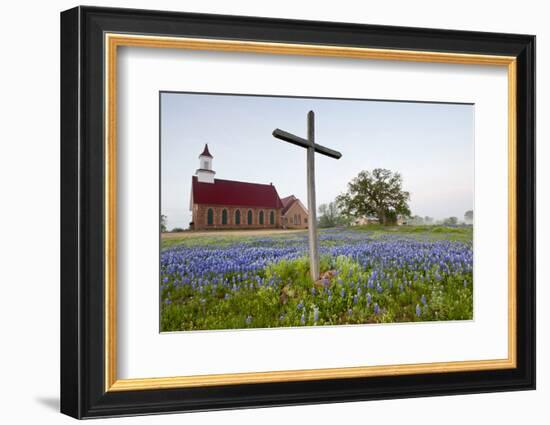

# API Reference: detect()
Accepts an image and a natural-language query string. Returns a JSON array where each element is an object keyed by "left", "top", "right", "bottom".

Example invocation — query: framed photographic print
[{"left": 60, "top": 6, "right": 535, "bottom": 419}]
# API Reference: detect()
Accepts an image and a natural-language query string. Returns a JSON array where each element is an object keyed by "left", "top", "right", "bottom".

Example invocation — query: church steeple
[
  {"left": 200, "top": 144, "right": 213, "bottom": 159},
  {"left": 196, "top": 144, "right": 215, "bottom": 183}
]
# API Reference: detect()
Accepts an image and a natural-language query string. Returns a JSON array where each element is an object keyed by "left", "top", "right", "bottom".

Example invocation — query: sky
[{"left": 161, "top": 92, "right": 474, "bottom": 230}]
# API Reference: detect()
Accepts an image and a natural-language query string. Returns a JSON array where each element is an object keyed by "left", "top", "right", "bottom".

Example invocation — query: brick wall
[
  {"left": 282, "top": 201, "right": 309, "bottom": 229},
  {"left": 192, "top": 204, "right": 282, "bottom": 230}
]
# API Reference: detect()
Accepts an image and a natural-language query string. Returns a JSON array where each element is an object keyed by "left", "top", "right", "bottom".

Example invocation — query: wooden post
[
  {"left": 272, "top": 111, "right": 341, "bottom": 282},
  {"left": 307, "top": 111, "right": 320, "bottom": 281}
]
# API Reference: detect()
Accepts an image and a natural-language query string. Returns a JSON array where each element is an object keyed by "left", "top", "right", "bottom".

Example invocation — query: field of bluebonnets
[{"left": 160, "top": 225, "right": 473, "bottom": 331}]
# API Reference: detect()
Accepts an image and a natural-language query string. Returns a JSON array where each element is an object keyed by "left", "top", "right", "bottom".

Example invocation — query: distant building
[
  {"left": 189, "top": 144, "right": 307, "bottom": 230},
  {"left": 353, "top": 215, "right": 407, "bottom": 226},
  {"left": 353, "top": 216, "right": 380, "bottom": 226},
  {"left": 281, "top": 195, "right": 309, "bottom": 229}
]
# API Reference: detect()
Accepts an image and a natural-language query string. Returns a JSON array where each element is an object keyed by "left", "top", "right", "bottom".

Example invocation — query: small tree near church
[
  {"left": 336, "top": 168, "right": 411, "bottom": 225},
  {"left": 318, "top": 201, "right": 349, "bottom": 228}
]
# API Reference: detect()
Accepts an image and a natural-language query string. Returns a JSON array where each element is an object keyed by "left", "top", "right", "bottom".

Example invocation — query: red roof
[
  {"left": 199, "top": 144, "right": 213, "bottom": 158},
  {"left": 192, "top": 176, "right": 284, "bottom": 209},
  {"left": 281, "top": 195, "right": 297, "bottom": 214}
]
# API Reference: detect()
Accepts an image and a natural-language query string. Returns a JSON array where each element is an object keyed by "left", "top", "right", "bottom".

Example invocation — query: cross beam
[
  {"left": 272, "top": 111, "right": 342, "bottom": 281},
  {"left": 272, "top": 129, "right": 342, "bottom": 159}
]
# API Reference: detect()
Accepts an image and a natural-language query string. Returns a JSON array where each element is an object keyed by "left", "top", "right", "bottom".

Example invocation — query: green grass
[
  {"left": 161, "top": 253, "right": 473, "bottom": 331},
  {"left": 162, "top": 225, "right": 472, "bottom": 250},
  {"left": 161, "top": 231, "right": 308, "bottom": 250},
  {"left": 349, "top": 224, "right": 472, "bottom": 243},
  {"left": 160, "top": 225, "right": 473, "bottom": 331}
]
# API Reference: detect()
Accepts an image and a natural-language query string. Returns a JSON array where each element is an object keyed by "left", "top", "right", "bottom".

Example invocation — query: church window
[
  {"left": 247, "top": 210, "right": 253, "bottom": 225},
  {"left": 207, "top": 208, "right": 214, "bottom": 226},
  {"left": 259, "top": 211, "right": 264, "bottom": 225},
  {"left": 235, "top": 210, "right": 241, "bottom": 225},
  {"left": 270, "top": 211, "right": 275, "bottom": 225},
  {"left": 222, "top": 209, "right": 228, "bottom": 225}
]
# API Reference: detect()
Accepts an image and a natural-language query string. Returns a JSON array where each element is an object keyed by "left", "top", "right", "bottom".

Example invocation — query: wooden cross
[{"left": 272, "top": 111, "right": 342, "bottom": 281}]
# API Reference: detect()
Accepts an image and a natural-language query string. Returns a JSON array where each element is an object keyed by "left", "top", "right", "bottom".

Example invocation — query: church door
[
  {"left": 235, "top": 210, "right": 240, "bottom": 225},
  {"left": 222, "top": 209, "right": 228, "bottom": 225},
  {"left": 270, "top": 211, "right": 275, "bottom": 225},
  {"left": 247, "top": 210, "right": 253, "bottom": 225},
  {"left": 259, "top": 211, "right": 264, "bottom": 225}
]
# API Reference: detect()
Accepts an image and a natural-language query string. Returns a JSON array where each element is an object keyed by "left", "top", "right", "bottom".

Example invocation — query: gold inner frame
[{"left": 104, "top": 33, "right": 517, "bottom": 392}]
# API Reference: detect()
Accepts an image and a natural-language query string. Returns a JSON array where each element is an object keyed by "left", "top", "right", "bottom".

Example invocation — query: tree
[
  {"left": 464, "top": 210, "right": 473, "bottom": 224},
  {"left": 424, "top": 216, "right": 434, "bottom": 225},
  {"left": 408, "top": 215, "right": 424, "bottom": 225},
  {"left": 161, "top": 214, "right": 167, "bottom": 232},
  {"left": 442, "top": 216, "right": 458, "bottom": 226},
  {"left": 336, "top": 168, "right": 411, "bottom": 225},
  {"left": 318, "top": 201, "right": 348, "bottom": 228}
]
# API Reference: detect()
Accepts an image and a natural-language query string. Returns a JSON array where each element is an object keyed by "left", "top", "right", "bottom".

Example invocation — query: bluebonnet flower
[
  {"left": 353, "top": 295, "right": 358, "bottom": 305},
  {"left": 245, "top": 315, "right": 252, "bottom": 325},
  {"left": 313, "top": 307, "right": 319, "bottom": 323},
  {"left": 366, "top": 293, "right": 372, "bottom": 306},
  {"left": 421, "top": 294, "right": 427, "bottom": 306},
  {"left": 301, "top": 313, "right": 306, "bottom": 325},
  {"left": 311, "top": 287, "right": 316, "bottom": 296},
  {"left": 341, "top": 288, "right": 346, "bottom": 298},
  {"left": 159, "top": 228, "right": 473, "bottom": 329},
  {"left": 416, "top": 304, "right": 422, "bottom": 317},
  {"left": 373, "top": 303, "right": 380, "bottom": 315}
]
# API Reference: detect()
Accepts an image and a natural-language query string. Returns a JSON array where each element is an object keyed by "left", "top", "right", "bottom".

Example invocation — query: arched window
[
  {"left": 207, "top": 208, "right": 214, "bottom": 226},
  {"left": 235, "top": 209, "right": 240, "bottom": 225},
  {"left": 259, "top": 211, "right": 264, "bottom": 225},
  {"left": 270, "top": 210, "right": 275, "bottom": 225},
  {"left": 298, "top": 214, "right": 301, "bottom": 224},
  {"left": 294, "top": 214, "right": 298, "bottom": 224},
  {"left": 247, "top": 210, "right": 253, "bottom": 225},
  {"left": 222, "top": 209, "right": 228, "bottom": 225}
]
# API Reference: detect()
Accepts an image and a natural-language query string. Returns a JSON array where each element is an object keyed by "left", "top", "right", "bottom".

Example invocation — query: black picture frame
[{"left": 60, "top": 5, "right": 535, "bottom": 419}]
